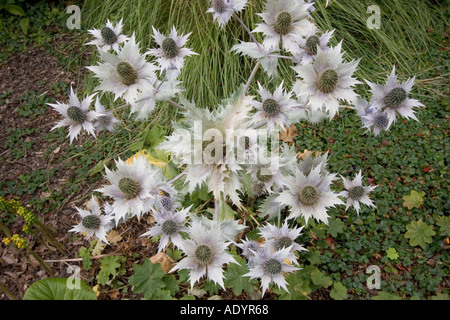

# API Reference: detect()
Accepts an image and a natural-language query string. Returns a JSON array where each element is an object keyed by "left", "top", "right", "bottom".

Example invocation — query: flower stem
[
  {"left": 214, "top": 199, "right": 219, "bottom": 221},
  {"left": 251, "top": 120, "right": 267, "bottom": 129},
  {"left": 169, "top": 171, "right": 186, "bottom": 185},
  {"left": 243, "top": 61, "right": 260, "bottom": 96},
  {"left": 233, "top": 13, "right": 260, "bottom": 49},
  {"left": 168, "top": 99, "right": 186, "bottom": 111}
]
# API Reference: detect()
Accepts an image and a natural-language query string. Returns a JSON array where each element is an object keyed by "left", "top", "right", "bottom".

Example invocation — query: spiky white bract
[
  {"left": 207, "top": 0, "right": 248, "bottom": 27},
  {"left": 292, "top": 42, "right": 361, "bottom": 119},
  {"left": 146, "top": 26, "right": 197, "bottom": 78},
  {"left": 358, "top": 101, "right": 391, "bottom": 136},
  {"left": 340, "top": 170, "right": 376, "bottom": 215},
  {"left": 253, "top": 0, "right": 314, "bottom": 54},
  {"left": 49, "top": 87, "right": 101, "bottom": 144},
  {"left": 86, "top": 18, "right": 129, "bottom": 52},
  {"left": 248, "top": 81, "right": 297, "bottom": 131},
  {"left": 245, "top": 241, "right": 299, "bottom": 296},
  {"left": 93, "top": 98, "right": 120, "bottom": 132},
  {"left": 276, "top": 165, "right": 343, "bottom": 224},
  {"left": 170, "top": 220, "right": 237, "bottom": 289},
  {"left": 96, "top": 156, "right": 160, "bottom": 225},
  {"left": 237, "top": 237, "right": 261, "bottom": 268},
  {"left": 69, "top": 195, "right": 114, "bottom": 244},
  {"left": 366, "top": 66, "right": 424, "bottom": 128},
  {"left": 295, "top": 24, "right": 334, "bottom": 64},
  {"left": 87, "top": 34, "right": 158, "bottom": 104},
  {"left": 141, "top": 206, "right": 190, "bottom": 252},
  {"left": 259, "top": 221, "right": 307, "bottom": 257},
  {"left": 190, "top": 214, "right": 246, "bottom": 242},
  {"left": 231, "top": 41, "right": 280, "bottom": 78}
]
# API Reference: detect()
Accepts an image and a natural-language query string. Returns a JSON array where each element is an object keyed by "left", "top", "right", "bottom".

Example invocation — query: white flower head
[
  {"left": 366, "top": 66, "right": 424, "bottom": 127},
  {"left": 93, "top": 98, "right": 120, "bottom": 132},
  {"left": 96, "top": 156, "right": 160, "bottom": 224},
  {"left": 293, "top": 41, "right": 361, "bottom": 119},
  {"left": 86, "top": 18, "right": 129, "bottom": 52},
  {"left": 276, "top": 165, "right": 343, "bottom": 224},
  {"left": 248, "top": 81, "right": 297, "bottom": 131},
  {"left": 237, "top": 237, "right": 261, "bottom": 268},
  {"left": 340, "top": 170, "right": 376, "bottom": 215},
  {"left": 147, "top": 26, "right": 197, "bottom": 77},
  {"left": 87, "top": 34, "right": 158, "bottom": 104},
  {"left": 295, "top": 24, "right": 334, "bottom": 64},
  {"left": 170, "top": 220, "right": 237, "bottom": 289},
  {"left": 245, "top": 240, "right": 300, "bottom": 296},
  {"left": 259, "top": 221, "right": 307, "bottom": 257},
  {"left": 141, "top": 206, "right": 190, "bottom": 252},
  {"left": 49, "top": 87, "right": 101, "bottom": 144},
  {"left": 254, "top": 0, "right": 314, "bottom": 54},
  {"left": 69, "top": 196, "right": 114, "bottom": 244},
  {"left": 207, "top": 0, "right": 248, "bottom": 27}
]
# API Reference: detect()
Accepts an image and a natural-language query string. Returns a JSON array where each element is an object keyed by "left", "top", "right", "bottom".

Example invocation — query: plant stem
[
  {"left": 214, "top": 199, "right": 219, "bottom": 221},
  {"left": 243, "top": 61, "right": 260, "bottom": 96},
  {"left": 168, "top": 99, "right": 186, "bottom": 111},
  {"left": 26, "top": 247, "right": 55, "bottom": 277},
  {"left": 251, "top": 120, "right": 267, "bottom": 129},
  {"left": 169, "top": 171, "right": 186, "bottom": 185},
  {"left": 233, "top": 12, "right": 260, "bottom": 48}
]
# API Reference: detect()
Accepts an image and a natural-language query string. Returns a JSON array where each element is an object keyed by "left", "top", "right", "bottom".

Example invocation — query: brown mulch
[{"left": 0, "top": 31, "right": 159, "bottom": 300}]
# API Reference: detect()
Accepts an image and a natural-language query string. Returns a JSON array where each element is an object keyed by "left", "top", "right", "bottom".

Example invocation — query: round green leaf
[{"left": 23, "top": 278, "right": 97, "bottom": 300}]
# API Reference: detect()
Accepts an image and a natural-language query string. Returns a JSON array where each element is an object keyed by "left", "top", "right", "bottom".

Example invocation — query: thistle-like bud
[
  {"left": 118, "top": 177, "right": 142, "bottom": 200},
  {"left": 274, "top": 12, "right": 292, "bottom": 35},
  {"left": 298, "top": 185, "right": 319, "bottom": 206},
  {"left": 67, "top": 106, "right": 86, "bottom": 124},
  {"left": 384, "top": 87, "right": 407, "bottom": 109},
  {"left": 318, "top": 69, "right": 339, "bottom": 94},
  {"left": 116, "top": 61, "right": 138, "bottom": 86},
  {"left": 100, "top": 26, "right": 118, "bottom": 45}
]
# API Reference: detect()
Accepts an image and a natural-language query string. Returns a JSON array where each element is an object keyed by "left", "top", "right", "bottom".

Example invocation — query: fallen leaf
[
  {"left": 297, "top": 149, "right": 322, "bottom": 160},
  {"left": 106, "top": 230, "right": 123, "bottom": 245},
  {"left": 150, "top": 252, "right": 176, "bottom": 274},
  {"left": 280, "top": 124, "right": 298, "bottom": 143},
  {"left": 402, "top": 190, "right": 425, "bottom": 210}
]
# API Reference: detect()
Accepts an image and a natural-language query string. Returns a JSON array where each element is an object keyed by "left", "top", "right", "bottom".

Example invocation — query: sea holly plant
[{"left": 47, "top": 0, "right": 427, "bottom": 299}]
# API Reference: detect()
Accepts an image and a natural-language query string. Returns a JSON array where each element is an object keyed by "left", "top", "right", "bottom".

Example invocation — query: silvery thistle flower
[
  {"left": 294, "top": 24, "right": 334, "bottom": 65},
  {"left": 237, "top": 237, "right": 261, "bottom": 268},
  {"left": 129, "top": 77, "right": 183, "bottom": 120},
  {"left": 170, "top": 221, "right": 237, "bottom": 289},
  {"left": 245, "top": 241, "right": 300, "bottom": 296},
  {"left": 259, "top": 221, "right": 307, "bottom": 258},
  {"left": 292, "top": 42, "right": 361, "bottom": 119},
  {"left": 86, "top": 18, "right": 129, "bottom": 52},
  {"left": 141, "top": 206, "right": 190, "bottom": 252},
  {"left": 248, "top": 81, "right": 297, "bottom": 131},
  {"left": 298, "top": 150, "right": 329, "bottom": 176},
  {"left": 340, "top": 170, "right": 376, "bottom": 215},
  {"left": 96, "top": 156, "right": 158, "bottom": 225},
  {"left": 87, "top": 34, "right": 158, "bottom": 104},
  {"left": 146, "top": 26, "right": 197, "bottom": 78},
  {"left": 231, "top": 41, "right": 280, "bottom": 78},
  {"left": 190, "top": 214, "right": 246, "bottom": 243},
  {"left": 49, "top": 87, "right": 101, "bottom": 144},
  {"left": 276, "top": 165, "right": 343, "bottom": 224},
  {"left": 355, "top": 98, "right": 391, "bottom": 136},
  {"left": 207, "top": 0, "right": 248, "bottom": 27},
  {"left": 365, "top": 66, "right": 424, "bottom": 128},
  {"left": 93, "top": 98, "right": 120, "bottom": 132},
  {"left": 257, "top": 192, "right": 286, "bottom": 220},
  {"left": 253, "top": 0, "right": 314, "bottom": 55},
  {"left": 69, "top": 196, "right": 114, "bottom": 244},
  {"left": 152, "top": 181, "right": 182, "bottom": 214}
]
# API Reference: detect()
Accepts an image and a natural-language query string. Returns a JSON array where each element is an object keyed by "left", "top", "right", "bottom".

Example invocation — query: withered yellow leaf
[
  {"left": 106, "top": 230, "right": 123, "bottom": 245},
  {"left": 280, "top": 124, "right": 298, "bottom": 143},
  {"left": 150, "top": 251, "right": 176, "bottom": 274}
]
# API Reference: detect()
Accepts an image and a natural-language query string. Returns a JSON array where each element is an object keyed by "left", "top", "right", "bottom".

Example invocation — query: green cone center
[
  {"left": 274, "top": 12, "right": 292, "bottom": 35},
  {"left": 100, "top": 26, "right": 117, "bottom": 45},
  {"left": 162, "top": 37, "right": 179, "bottom": 59},
  {"left": 374, "top": 112, "right": 389, "bottom": 129},
  {"left": 384, "top": 87, "right": 407, "bottom": 109},
  {"left": 262, "top": 98, "right": 281, "bottom": 116},
  {"left": 195, "top": 244, "right": 214, "bottom": 265},
  {"left": 67, "top": 106, "right": 86, "bottom": 124},
  {"left": 305, "top": 35, "right": 320, "bottom": 56},
  {"left": 298, "top": 185, "right": 319, "bottom": 206},
  {"left": 264, "top": 258, "right": 282, "bottom": 275},
  {"left": 116, "top": 61, "right": 138, "bottom": 86},
  {"left": 118, "top": 177, "right": 141, "bottom": 200},
  {"left": 212, "top": 0, "right": 226, "bottom": 13},
  {"left": 82, "top": 214, "right": 101, "bottom": 229},
  {"left": 162, "top": 220, "right": 178, "bottom": 236},
  {"left": 348, "top": 185, "right": 365, "bottom": 200},
  {"left": 275, "top": 236, "right": 292, "bottom": 251},
  {"left": 318, "top": 69, "right": 339, "bottom": 94}
]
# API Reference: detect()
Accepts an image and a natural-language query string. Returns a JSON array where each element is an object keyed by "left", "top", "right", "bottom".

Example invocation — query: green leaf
[
  {"left": 23, "top": 278, "right": 97, "bottom": 300},
  {"left": 19, "top": 17, "right": 29, "bottom": 35},
  {"left": 330, "top": 282, "right": 348, "bottom": 300},
  {"left": 224, "top": 255, "right": 257, "bottom": 296},
  {"left": 4, "top": 4, "right": 25, "bottom": 16},
  {"left": 77, "top": 247, "right": 92, "bottom": 271},
  {"left": 310, "top": 269, "right": 332, "bottom": 288},
  {"left": 89, "top": 158, "right": 110, "bottom": 176},
  {"left": 405, "top": 219, "right": 436, "bottom": 250},
  {"left": 162, "top": 275, "right": 181, "bottom": 296},
  {"left": 386, "top": 247, "right": 399, "bottom": 260},
  {"left": 218, "top": 198, "right": 236, "bottom": 220},
  {"left": 128, "top": 259, "right": 166, "bottom": 299},
  {"left": 97, "top": 255, "right": 124, "bottom": 285},
  {"left": 373, "top": 291, "right": 402, "bottom": 300},
  {"left": 327, "top": 218, "right": 344, "bottom": 237},
  {"left": 402, "top": 190, "right": 425, "bottom": 210},
  {"left": 436, "top": 216, "right": 450, "bottom": 237},
  {"left": 275, "top": 272, "right": 311, "bottom": 300},
  {"left": 431, "top": 293, "right": 450, "bottom": 300}
]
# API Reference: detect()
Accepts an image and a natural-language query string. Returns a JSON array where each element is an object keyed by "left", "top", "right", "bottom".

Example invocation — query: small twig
[{"left": 44, "top": 252, "right": 117, "bottom": 263}]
